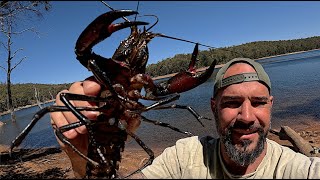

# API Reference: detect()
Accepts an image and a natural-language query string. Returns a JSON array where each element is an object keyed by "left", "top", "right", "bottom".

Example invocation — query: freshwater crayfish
[{"left": 10, "top": 6, "right": 217, "bottom": 179}]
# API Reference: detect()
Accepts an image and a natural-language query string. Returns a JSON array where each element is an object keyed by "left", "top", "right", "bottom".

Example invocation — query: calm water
[{"left": 1, "top": 50, "right": 320, "bottom": 150}]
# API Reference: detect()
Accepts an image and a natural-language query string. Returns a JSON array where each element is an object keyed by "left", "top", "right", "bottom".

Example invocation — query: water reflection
[{"left": 0, "top": 102, "right": 58, "bottom": 148}]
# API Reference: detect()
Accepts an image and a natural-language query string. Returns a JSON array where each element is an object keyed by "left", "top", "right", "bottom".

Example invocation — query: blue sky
[{"left": 1, "top": 1, "right": 320, "bottom": 84}]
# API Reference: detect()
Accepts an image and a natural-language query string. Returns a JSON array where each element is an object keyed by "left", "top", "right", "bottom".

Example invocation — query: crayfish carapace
[{"left": 10, "top": 9, "right": 217, "bottom": 179}]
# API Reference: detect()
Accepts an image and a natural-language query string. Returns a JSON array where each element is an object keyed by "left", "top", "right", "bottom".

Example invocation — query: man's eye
[
  {"left": 222, "top": 101, "right": 241, "bottom": 108},
  {"left": 252, "top": 101, "right": 267, "bottom": 107}
]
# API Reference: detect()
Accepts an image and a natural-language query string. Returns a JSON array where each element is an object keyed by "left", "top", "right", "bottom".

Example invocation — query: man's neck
[{"left": 220, "top": 141, "right": 267, "bottom": 175}]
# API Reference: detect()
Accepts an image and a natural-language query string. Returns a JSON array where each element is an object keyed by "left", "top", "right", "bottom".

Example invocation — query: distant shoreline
[
  {"left": 152, "top": 48, "right": 320, "bottom": 80},
  {"left": 1, "top": 48, "right": 319, "bottom": 117},
  {"left": 0, "top": 99, "right": 55, "bottom": 117}
]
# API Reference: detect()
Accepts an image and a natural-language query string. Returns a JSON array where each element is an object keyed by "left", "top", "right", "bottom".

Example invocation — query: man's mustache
[{"left": 229, "top": 121, "right": 263, "bottom": 132}]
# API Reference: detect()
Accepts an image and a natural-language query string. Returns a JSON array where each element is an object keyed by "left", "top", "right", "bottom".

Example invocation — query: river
[{"left": 1, "top": 49, "right": 320, "bottom": 150}]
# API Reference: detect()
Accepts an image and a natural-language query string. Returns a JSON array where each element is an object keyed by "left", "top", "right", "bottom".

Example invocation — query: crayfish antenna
[{"left": 134, "top": 1, "right": 140, "bottom": 21}]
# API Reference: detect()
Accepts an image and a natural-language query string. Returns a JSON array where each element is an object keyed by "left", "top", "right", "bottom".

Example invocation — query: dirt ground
[{"left": 1, "top": 122, "right": 320, "bottom": 179}]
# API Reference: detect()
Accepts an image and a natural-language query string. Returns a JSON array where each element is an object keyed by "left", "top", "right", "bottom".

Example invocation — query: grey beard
[
  {"left": 221, "top": 127, "right": 266, "bottom": 166},
  {"left": 214, "top": 110, "right": 267, "bottom": 166}
]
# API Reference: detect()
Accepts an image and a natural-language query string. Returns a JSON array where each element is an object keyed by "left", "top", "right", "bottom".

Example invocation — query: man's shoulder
[
  {"left": 266, "top": 138, "right": 315, "bottom": 160},
  {"left": 265, "top": 139, "right": 320, "bottom": 178},
  {"left": 266, "top": 138, "right": 296, "bottom": 154},
  {"left": 174, "top": 135, "right": 219, "bottom": 149},
  {"left": 266, "top": 138, "right": 298, "bottom": 152}
]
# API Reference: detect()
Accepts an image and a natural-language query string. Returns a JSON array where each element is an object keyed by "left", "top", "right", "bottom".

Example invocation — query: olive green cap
[{"left": 213, "top": 58, "right": 271, "bottom": 96}]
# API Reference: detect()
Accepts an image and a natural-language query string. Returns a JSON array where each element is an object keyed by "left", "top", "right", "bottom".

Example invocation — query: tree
[
  {"left": 34, "top": 86, "right": 43, "bottom": 109},
  {"left": 0, "top": 1, "right": 51, "bottom": 121}
]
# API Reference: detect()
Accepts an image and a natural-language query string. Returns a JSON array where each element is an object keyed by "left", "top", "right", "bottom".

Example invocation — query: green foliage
[
  {"left": 146, "top": 36, "right": 320, "bottom": 77},
  {"left": 0, "top": 83, "right": 71, "bottom": 112}
]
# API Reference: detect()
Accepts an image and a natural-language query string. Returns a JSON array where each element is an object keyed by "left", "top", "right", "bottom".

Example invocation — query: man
[{"left": 51, "top": 58, "right": 320, "bottom": 178}]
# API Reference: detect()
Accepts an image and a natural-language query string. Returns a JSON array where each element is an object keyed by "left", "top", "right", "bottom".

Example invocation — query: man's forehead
[
  {"left": 219, "top": 81, "right": 270, "bottom": 98},
  {"left": 220, "top": 95, "right": 269, "bottom": 100}
]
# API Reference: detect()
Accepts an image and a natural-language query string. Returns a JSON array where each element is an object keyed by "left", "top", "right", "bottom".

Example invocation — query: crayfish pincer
[
  {"left": 10, "top": 9, "right": 217, "bottom": 179},
  {"left": 75, "top": 10, "right": 149, "bottom": 68}
]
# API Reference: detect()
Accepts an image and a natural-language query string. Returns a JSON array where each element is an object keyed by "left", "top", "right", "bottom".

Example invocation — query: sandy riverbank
[{"left": 1, "top": 121, "right": 320, "bottom": 178}]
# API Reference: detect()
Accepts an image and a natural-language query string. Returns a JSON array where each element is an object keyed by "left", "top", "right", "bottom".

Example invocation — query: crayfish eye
[{"left": 124, "top": 49, "right": 130, "bottom": 56}]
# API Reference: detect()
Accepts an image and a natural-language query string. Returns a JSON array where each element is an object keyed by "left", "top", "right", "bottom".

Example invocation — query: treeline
[
  {"left": 146, "top": 36, "right": 320, "bottom": 77},
  {"left": 0, "top": 83, "right": 71, "bottom": 113},
  {"left": 1, "top": 36, "right": 320, "bottom": 113}
]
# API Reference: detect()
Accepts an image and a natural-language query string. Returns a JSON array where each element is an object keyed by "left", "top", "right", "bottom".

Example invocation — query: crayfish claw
[
  {"left": 152, "top": 44, "right": 217, "bottom": 96},
  {"left": 108, "top": 9, "right": 150, "bottom": 31},
  {"left": 75, "top": 9, "right": 149, "bottom": 63},
  {"left": 110, "top": 21, "right": 149, "bottom": 33},
  {"left": 108, "top": 9, "right": 139, "bottom": 20}
]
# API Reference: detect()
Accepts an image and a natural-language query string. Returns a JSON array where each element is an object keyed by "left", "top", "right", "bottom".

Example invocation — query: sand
[{"left": 1, "top": 121, "right": 320, "bottom": 179}]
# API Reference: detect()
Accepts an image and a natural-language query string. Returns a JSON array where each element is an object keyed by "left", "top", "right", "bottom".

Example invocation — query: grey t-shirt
[{"left": 141, "top": 136, "right": 320, "bottom": 179}]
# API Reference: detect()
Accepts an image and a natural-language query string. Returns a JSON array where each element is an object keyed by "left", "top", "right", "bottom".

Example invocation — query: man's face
[{"left": 211, "top": 63, "right": 273, "bottom": 166}]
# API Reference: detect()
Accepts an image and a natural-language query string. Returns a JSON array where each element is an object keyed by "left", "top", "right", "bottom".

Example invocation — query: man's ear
[
  {"left": 211, "top": 97, "right": 216, "bottom": 111},
  {"left": 269, "top": 95, "right": 274, "bottom": 107}
]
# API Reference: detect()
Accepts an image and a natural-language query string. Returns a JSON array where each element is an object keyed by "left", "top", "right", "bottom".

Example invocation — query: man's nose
[{"left": 238, "top": 100, "right": 255, "bottom": 124}]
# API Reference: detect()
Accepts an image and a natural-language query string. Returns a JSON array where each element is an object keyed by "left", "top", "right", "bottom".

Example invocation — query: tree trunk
[
  {"left": 5, "top": 32, "right": 15, "bottom": 122},
  {"left": 34, "top": 87, "right": 43, "bottom": 109},
  {"left": 6, "top": 81, "right": 15, "bottom": 122}
]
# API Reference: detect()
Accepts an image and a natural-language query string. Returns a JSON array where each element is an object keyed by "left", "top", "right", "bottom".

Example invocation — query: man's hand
[
  {"left": 50, "top": 76, "right": 101, "bottom": 178},
  {"left": 50, "top": 76, "right": 142, "bottom": 178}
]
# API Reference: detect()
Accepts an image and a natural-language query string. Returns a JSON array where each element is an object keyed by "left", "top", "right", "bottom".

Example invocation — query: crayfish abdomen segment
[{"left": 86, "top": 118, "right": 127, "bottom": 179}]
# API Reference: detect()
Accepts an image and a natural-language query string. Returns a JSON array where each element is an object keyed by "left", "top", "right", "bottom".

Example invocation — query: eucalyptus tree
[{"left": 0, "top": 1, "right": 51, "bottom": 121}]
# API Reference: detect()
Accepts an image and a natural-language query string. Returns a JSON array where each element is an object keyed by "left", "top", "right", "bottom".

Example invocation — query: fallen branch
[{"left": 270, "top": 126, "right": 316, "bottom": 157}]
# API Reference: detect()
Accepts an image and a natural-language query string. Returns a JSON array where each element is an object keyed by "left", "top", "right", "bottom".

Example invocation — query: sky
[{"left": 1, "top": 1, "right": 320, "bottom": 84}]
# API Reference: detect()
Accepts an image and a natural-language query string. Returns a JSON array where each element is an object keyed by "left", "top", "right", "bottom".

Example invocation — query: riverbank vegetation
[
  {"left": 146, "top": 36, "right": 320, "bottom": 77},
  {"left": 1, "top": 36, "right": 320, "bottom": 113},
  {"left": 0, "top": 83, "right": 71, "bottom": 113}
]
